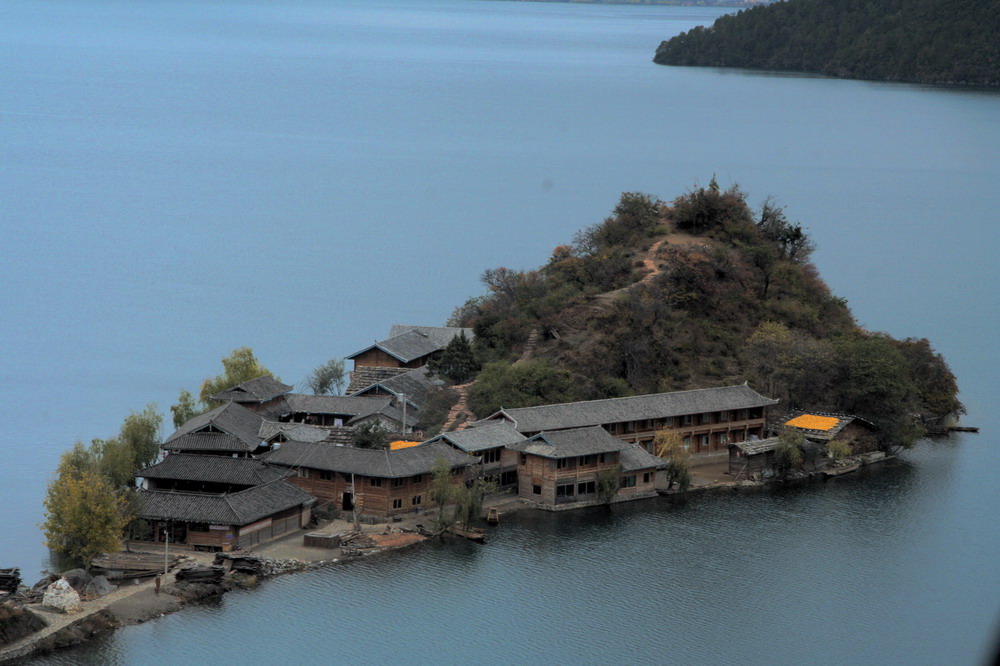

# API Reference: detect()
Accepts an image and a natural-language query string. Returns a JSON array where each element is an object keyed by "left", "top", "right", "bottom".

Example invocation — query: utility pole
[
  {"left": 163, "top": 522, "right": 170, "bottom": 576},
  {"left": 400, "top": 393, "right": 407, "bottom": 435}
]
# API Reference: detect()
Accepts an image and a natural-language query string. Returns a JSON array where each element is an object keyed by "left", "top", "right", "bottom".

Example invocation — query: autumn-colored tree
[
  {"left": 42, "top": 461, "right": 131, "bottom": 566},
  {"left": 654, "top": 430, "right": 691, "bottom": 492},
  {"left": 198, "top": 347, "right": 277, "bottom": 409}
]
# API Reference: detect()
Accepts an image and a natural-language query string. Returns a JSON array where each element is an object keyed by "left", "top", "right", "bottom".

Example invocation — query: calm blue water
[{"left": 3, "top": 0, "right": 999, "bottom": 663}]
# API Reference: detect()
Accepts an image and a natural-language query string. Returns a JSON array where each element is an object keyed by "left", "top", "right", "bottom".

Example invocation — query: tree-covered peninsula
[
  {"left": 653, "top": 0, "right": 1000, "bottom": 87},
  {"left": 446, "top": 181, "right": 963, "bottom": 450}
]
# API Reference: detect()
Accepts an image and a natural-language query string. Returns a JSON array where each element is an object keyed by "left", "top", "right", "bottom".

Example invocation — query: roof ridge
[{"left": 502, "top": 384, "right": 767, "bottom": 413}]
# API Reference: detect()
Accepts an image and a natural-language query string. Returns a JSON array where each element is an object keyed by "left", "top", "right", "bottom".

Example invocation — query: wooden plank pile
[
  {"left": 0, "top": 568, "right": 20, "bottom": 595},
  {"left": 91, "top": 552, "right": 182, "bottom": 581},
  {"left": 340, "top": 531, "right": 378, "bottom": 557},
  {"left": 174, "top": 565, "right": 225, "bottom": 584}
]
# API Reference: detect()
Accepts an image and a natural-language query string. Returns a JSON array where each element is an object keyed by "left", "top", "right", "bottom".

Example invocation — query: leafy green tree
[
  {"left": 430, "top": 456, "right": 458, "bottom": 530},
  {"left": 597, "top": 464, "right": 622, "bottom": 505},
  {"left": 352, "top": 421, "right": 390, "bottom": 449},
  {"left": 467, "top": 359, "right": 574, "bottom": 417},
  {"left": 427, "top": 332, "right": 479, "bottom": 384},
  {"left": 170, "top": 389, "right": 198, "bottom": 428},
  {"left": 456, "top": 477, "right": 498, "bottom": 530},
  {"left": 775, "top": 432, "right": 804, "bottom": 478},
  {"left": 308, "top": 358, "right": 346, "bottom": 395},
  {"left": 119, "top": 404, "right": 162, "bottom": 471},
  {"left": 198, "top": 347, "right": 277, "bottom": 408},
  {"left": 654, "top": 431, "right": 691, "bottom": 492},
  {"left": 42, "top": 458, "right": 131, "bottom": 567},
  {"left": 827, "top": 439, "right": 852, "bottom": 461}
]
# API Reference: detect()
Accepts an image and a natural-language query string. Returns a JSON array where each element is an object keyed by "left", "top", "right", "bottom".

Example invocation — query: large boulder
[
  {"left": 84, "top": 576, "right": 115, "bottom": 598},
  {"left": 42, "top": 579, "right": 82, "bottom": 614},
  {"left": 60, "top": 568, "right": 93, "bottom": 594}
]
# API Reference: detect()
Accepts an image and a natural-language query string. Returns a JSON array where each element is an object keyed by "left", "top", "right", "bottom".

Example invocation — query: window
[
  {"left": 598, "top": 452, "right": 608, "bottom": 464},
  {"left": 641, "top": 419, "right": 652, "bottom": 430},
  {"left": 606, "top": 423, "right": 617, "bottom": 433},
  {"left": 577, "top": 481, "right": 596, "bottom": 494},
  {"left": 643, "top": 472, "right": 651, "bottom": 484},
  {"left": 556, "top": 484, "right": 576, "bottom": 498},
  {"left": 681, "top": 414, "right": 692, "bottom": 426},
  {"left": 392, "top": 498, "right": 402, "bottom": 509},
  {"left": 520, "top": 454, "right": 527, "bottom": 465},
  {"left": 370, "top": 477, "right": 383, "bottom": 487},
  {"left": 189, "top": 523, "right": 209, "bottom": 532},
  {"left": 413, "top": 475, "right": 423, "bottom": 484},
  {"left": 411, "top": 495, "right": 422, "bottom": 506},
  {"left": 717, "top": 432, "right": 729, "bottom": 445},
  {"left": 718, "top": 411, "right": 729, "bottom": 423},
  {"left": 623, "top": 421, "right": 636, "bottom": 433},
  {"left": 620, "top": 475, "right": 636, "bottom": 488},
  {"left": 698, "top": 413, "right": 710, "bottom": 425},
  {"left": 501, "top": 470, "right": 518, "bottom": 486},
  {"left": 580, "top": 455, "right": 594, "bottom": 466},
  {"left": 482, "top": 448, "right": 501, "bottom": 464},
  {"left": 297, "top": 468, "right": 308, "bottom": 478},
  {"left": 393, "top": 478, "right": 406, "bottom": 488},
  {"left": 556, "top": 458, "right": 575, "bottom": 470},
  {"left": 319, "top": 470, "right": 333, "bottom": 481},
  {"left": 699, "top": 434, "right": 709, "bottom": 448},
  {"left": 532, "top": 485, "right": 541, "bottom": 495},
  {"left": 682, "top": 435, "right": 691, "bottom": 449}
]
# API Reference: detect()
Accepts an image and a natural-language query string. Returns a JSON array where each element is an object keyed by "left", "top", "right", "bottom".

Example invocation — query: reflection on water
[{"left": 34, "top": 438, "right": 1000, "bottom": 666}]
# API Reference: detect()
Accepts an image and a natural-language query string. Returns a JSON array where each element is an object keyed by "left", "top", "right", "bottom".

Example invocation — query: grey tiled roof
[
  {"left": 258, "top": 421, "right": 330, "bottom": 443},
  {"left": 348, "top": 326, "right": 474, "bottom": 364},
  {"left": 487, "top": 384, "right": 778, "bottom": 433},
  {"left": 349, "top": 366, "right": 441, "bottom": 408},
  {"left": 346, "top": 402, "right": 419, "bottom": 428},
  {"left": 209, "top": 376, "right": 292, "bottom": 403},
  {"left": 161, "top": 432, "right": 252, "bottom": 453},
  {"left": 135, "top": 480, "right": 313, "bottom": 526},
  {"left": 619, "top": 444, "right": 665, "bottom": 472},
  {"left": 137, "top": 454, "right": 290, "bottom": 486},
  {"left": 507, "top": 426, "right": 630, "bottom": 459},
  {"left": 275, "top": 394, "right": 394, "bottom": 419},
  {"left": 165, "top": 402, "right": 265, "bottom": 450},
  {"left": 265, "top": 440, "right": 471, "bottom": 478},
  {"left": 426, "top": 421, "right": 527, "bottom": 453}
]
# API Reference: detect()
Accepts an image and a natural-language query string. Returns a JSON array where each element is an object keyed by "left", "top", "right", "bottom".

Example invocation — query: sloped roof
[
  {"left": 620, "top": 444, "right": 665, "bottom": 471},
  {"left": 265, "top": 440, "right": 471, "bottom": 478},
  {"left": 275, "top": 394, "right": 394, "bottom": 418},
  {"left": 781, "top": 411, "right": 877, "bottom": 442},
  {"left": 346, "top": 401, "right": 418, "bottom": 428},
  {"left": 164, "top": 402, "right": 264, "bottom": 450},
  {"left": 135, "top": 479, "right": 313, "bottom": 526},
  {"left": 426, "top": 421, "right": 527, "bottom": 453},
  {"left": 209, "top": 376, "right": 292, "bottom": 403},
  {"left": 161, "top": 432, "right": 253, "bottom": 454},
  {"left": 258, "top": 421, "right": 330, "bottom": 443},
  {"left": 347, "top": 326, "right": 474, "bottom": 364},
  {"left": 507, "top": 426, "right": 630, "bottom": 459},
  {"left": 137, "top": 454, "right": 290, "bottom": 486},
  {"left": 731, "top": 437, "right": 781, "bottom": 456},
  {"left": 486, "top": 384, "right": 778, "bottom": 433},
  {"left": 349, "top": 366, "right": 441, "bottom": 408}
]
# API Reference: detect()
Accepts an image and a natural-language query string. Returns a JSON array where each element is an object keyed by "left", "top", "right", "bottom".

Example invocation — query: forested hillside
[
  {"left": 653, "top": 0, "right": 1000, "bottom": 87},
  {"left": 440, "top": 181, "right": 962, "bottom": 449}
]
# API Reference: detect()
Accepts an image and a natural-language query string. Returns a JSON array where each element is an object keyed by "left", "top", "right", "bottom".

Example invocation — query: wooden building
[
  {"left": 424, "top": 421, "right": 526, "bottom": 488},
  {"left": 781, "top": 412, "right": 878, "bottom": 451},
  {"left": 349, "top": 366, "right": 441, "bottom": 411},
  {"left": 264, "top": 440, "right": 472, "bottom": 521},
  {"left": 506, "top": 426, "right": 661, "bottom": 510},
  {"left": 268, "top": 394, "right": 417, "bottom": 434},
  {"left": 727, "top": 437, "right": 781, "bottom": 479},
  {"left": 346, "top": 325, "right": 474, "bottom": 371},
  {"left": 137, "top": 454, "right": 290, "bottom": 494},
  {"left": 479, "top": 383, "right": 778, "bottom": 456},
  {"left": 161, "top": 401, "right": 268, "bottom": 457},
  {"left": 135, "top": 479, "right": 314, "bottom": 551}
]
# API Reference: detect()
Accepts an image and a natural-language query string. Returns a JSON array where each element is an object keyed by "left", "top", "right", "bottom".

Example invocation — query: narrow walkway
[
  {"left": 593, "top": 238, "right": 667, "bottom": 305},
  {"left": 513, "top": 328, "right": 540, "bottom": 365},
  {"left": 440, "top": 382, "right": 475, "bottom": 432}
]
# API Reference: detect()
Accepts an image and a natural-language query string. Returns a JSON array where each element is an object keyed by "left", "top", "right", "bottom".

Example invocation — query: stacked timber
[
  {"left": 340, "top": 531, "right": 377, "bottom": 557},
  {"left": 174, "top": 565, "right": 225, "bottom": 584},
  {"left": 0, "top": 570, "right": 20, "bottom": 595},
  {"left": 91, "top": 552, "right": 181, "bottom": 580}
]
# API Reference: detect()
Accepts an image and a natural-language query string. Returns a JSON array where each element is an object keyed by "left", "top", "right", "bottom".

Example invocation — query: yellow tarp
[
  {"left": 389, "top": 440, "right": 422, "bottom": 451},
  {"left": 785, "top": 414, "right": 839, "bottom": 431}
]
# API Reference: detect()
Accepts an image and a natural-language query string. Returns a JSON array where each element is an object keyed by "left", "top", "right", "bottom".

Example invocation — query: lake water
[{"left": 2, "top": 0, "right": 999, "bottom": 663}]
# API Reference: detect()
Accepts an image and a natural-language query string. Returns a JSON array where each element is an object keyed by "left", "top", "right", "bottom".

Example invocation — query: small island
[
  {"left": 653, "top": 0, "right": 1000, "bottom": 87},
  {"left": 1, "top": 181, "right": 966, "bottom": 662}
]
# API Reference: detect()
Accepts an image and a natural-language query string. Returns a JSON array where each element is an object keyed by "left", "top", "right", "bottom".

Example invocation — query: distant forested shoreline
[{"left": 654, "top": 0, "right": 1000, "bottom": 87}]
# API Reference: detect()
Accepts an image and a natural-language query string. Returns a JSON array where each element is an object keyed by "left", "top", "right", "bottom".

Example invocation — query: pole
[
  {"left": 164, "top": 522, "right": 169, "bottom": 576},
  {"left": 401, "top": 393, "right": 407, "bottom": 435},
  {"left": 351, "top": 473, "right": 359, "bottom": 531}
]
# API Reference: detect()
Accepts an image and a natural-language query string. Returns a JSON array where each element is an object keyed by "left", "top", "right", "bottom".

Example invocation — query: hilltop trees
[{"left": 170, "top": 347, "right": 277, "bottom": 423}]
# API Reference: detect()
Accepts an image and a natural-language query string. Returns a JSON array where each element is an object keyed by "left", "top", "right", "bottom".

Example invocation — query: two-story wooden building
[
  {"left": 161, "top": 401, "right": 268, "bottom": 457},
  {"left": 346, "top": 325, "right": 474, "bottom": 372},
  {"left": 479, "top": 383, "right": 779, "bottom": 456},
  {"left": 264, "top": 440, "right": 472, "bottom": 521},
  {"left": 424, "top": 421, "right": 526, "bottom": 489},
  {"left": 506, "top": 426, "right": 661, "bottom": 510}
]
